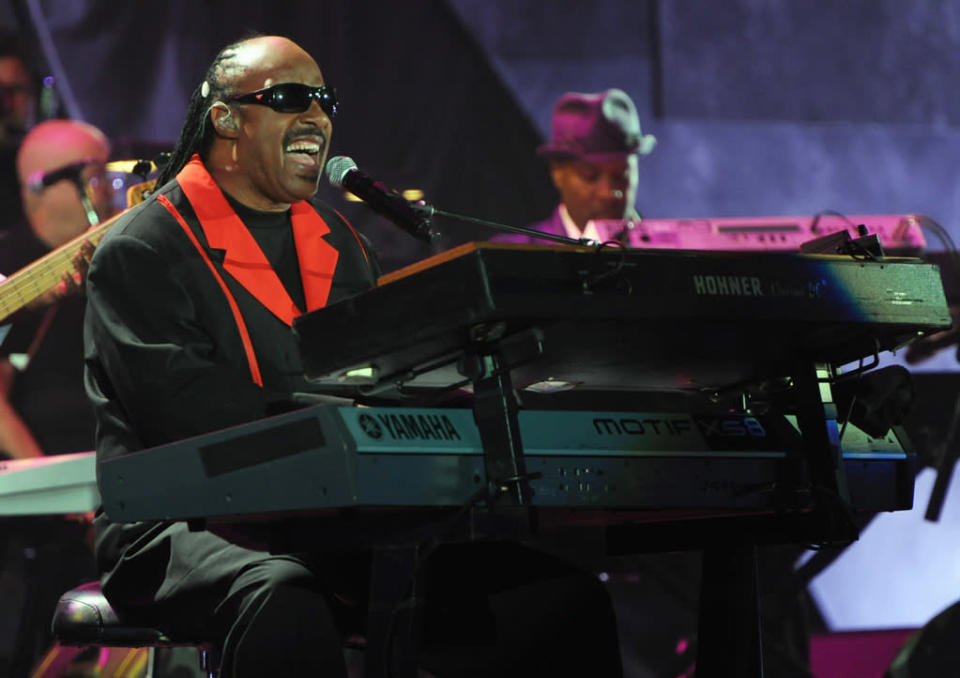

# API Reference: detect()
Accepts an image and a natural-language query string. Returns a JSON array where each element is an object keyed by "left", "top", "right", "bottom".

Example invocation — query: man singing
[{"left": 86, "top": 35, "right": 621, "bottom": 677}]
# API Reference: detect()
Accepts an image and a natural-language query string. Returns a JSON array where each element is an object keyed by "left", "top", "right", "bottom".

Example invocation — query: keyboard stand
[{"left": 698, "top": 542, "right": 764, "bottom": 678}]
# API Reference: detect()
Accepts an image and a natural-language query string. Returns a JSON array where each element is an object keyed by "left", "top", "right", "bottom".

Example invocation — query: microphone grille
[{"left": 325, "top": 155, "right": 358, "bottom": 189}]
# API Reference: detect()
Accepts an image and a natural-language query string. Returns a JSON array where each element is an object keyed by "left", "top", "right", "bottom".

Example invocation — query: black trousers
[{"left": 96, "top": 520, "right": 623, "bottom": 678}]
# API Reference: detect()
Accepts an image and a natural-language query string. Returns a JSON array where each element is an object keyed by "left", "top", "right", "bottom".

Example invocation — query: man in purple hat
[{"left": 498, "top": 88, "right": 656, "bottom": 244}]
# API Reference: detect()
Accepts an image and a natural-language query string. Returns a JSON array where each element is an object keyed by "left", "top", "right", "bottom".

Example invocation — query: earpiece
[{"left": 211, "top": 102, "right": 237, "bottom": 132}]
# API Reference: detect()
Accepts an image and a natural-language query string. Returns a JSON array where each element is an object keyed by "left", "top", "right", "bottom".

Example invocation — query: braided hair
[{"left": 154, "top": 38, "right": 248, "bottom": 186}]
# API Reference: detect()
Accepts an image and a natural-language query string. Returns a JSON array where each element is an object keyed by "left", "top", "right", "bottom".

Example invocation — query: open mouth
[{"left": 284, "top": 136, "right": 325, "bottom": 173}]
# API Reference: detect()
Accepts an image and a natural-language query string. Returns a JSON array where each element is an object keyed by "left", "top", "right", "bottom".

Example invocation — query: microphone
[
  {"left": 26, "top": 159, "right": 91, "bottom": 194},
  {"left": 326, "top": 156, "right": 436, "bottom": 243}
]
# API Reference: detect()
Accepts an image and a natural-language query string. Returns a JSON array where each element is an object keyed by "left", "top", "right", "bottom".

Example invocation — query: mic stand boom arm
[{"left": 410, "top": 203, "right": 593, "bottom": 247}]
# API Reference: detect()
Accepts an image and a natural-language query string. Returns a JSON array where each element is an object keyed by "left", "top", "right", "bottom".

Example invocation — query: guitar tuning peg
[{"left": 131, "top": 160, "right": 153, "bottom": 181}]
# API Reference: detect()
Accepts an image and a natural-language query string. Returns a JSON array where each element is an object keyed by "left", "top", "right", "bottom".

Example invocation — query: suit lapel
[
  {"left": 291, "top": 202, "right": 339, "bottom": 311},
  {"left": 176, "top": 156, "right": 339, "bottom": 325}
]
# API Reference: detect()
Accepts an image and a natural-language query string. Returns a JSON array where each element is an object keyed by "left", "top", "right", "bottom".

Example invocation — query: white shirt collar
[{"left": 558, "top": 204, "right": 601, "bottom": 244}]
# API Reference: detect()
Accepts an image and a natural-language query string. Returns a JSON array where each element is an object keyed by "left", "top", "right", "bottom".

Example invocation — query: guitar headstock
[
  {"left": 125, "top": 179, "right": 157, "bottom": 207},
  {"left": 105, "top": 158, "right": 161, "bottom": 208}
]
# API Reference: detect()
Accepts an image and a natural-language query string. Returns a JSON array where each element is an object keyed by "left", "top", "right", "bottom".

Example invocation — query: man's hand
[{"left": 28, "top": 239, "right": 96, "bottom": 309}]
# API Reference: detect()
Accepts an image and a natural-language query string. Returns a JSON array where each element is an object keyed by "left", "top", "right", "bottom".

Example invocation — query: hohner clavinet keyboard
[{"left": 295, "top": 242, "right": 950, "bottom": 395}]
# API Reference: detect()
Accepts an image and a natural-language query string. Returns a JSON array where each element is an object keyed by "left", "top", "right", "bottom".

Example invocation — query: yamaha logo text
[{"left": 362, "top": 413, "right": 462, "bottom": 441}]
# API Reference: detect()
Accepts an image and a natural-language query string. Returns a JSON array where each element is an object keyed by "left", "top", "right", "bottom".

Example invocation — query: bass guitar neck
[{"left": 0, "top": 178, "right": 155, "bottom": 322}]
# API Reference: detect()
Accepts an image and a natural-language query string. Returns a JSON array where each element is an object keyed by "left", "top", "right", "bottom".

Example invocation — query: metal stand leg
[
  {"left": 457, "top": 328, "right": 544, "bottom": 511},
  {"left": 468, "top": 352, "right": 533, "bottom": 506},
  {"left": 198, "top": 646, "right": 217, "bottom": 678},
  {"left": 365, "top": 545, "right": 423, "bottom": 678},
  {"left": 696, "top": 543, "right": 764, "bottom": 678},
  {"left": 794, "top": 362, "right": 850, "bottom": 505}
]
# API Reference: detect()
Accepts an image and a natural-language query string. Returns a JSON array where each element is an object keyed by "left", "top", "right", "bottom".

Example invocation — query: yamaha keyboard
[
  {"left": 99, "top": 405, "right": 912, "bottom": 522},
  {"left": 294, "top": 243, "right": 951, "bottom": 395}
]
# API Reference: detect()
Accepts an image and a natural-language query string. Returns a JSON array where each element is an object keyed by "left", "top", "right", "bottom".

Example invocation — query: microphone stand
[
  {"left": 924, "top": 391, "right": 960, "bottom": 521},
  {"left": 402, "top": 202, "right": 599, "bottom": 541},
  {"left": 408, "top": 204, "right": 613, "bottom": 502},
  {"left": 410, "top": 202, "right": 595, "bottom": 247}
]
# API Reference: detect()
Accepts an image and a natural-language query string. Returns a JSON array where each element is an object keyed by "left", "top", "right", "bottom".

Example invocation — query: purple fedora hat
[{"left": 537, "top": 88, "right": 656, "bottom": 163}]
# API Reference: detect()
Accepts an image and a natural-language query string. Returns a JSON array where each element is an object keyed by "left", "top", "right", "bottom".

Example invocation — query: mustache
[{"left": 283, "top": 128, "right": 326, "bottom": 147}]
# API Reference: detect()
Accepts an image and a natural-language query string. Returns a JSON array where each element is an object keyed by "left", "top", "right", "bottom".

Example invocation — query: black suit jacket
[{"left": 85, "top": 173, "right": 377, "bottom": 578}]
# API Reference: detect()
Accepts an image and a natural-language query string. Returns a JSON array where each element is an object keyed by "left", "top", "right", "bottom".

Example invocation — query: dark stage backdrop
[
  {"left": 659, "top": 0, "right": 960, "bottom": 125},
  {"left": 7, "top": 0, "right": 557, "bottom": 271}
]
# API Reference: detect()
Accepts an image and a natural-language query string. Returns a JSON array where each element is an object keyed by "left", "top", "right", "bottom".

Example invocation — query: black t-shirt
[{"left": 223, "top": 193, "right": 306, "bottom": 312}]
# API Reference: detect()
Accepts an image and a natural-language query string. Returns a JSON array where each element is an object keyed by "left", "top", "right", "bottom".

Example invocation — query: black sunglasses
[{"left": 230, "top": 83, "right": 338, "bottom": 117}]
